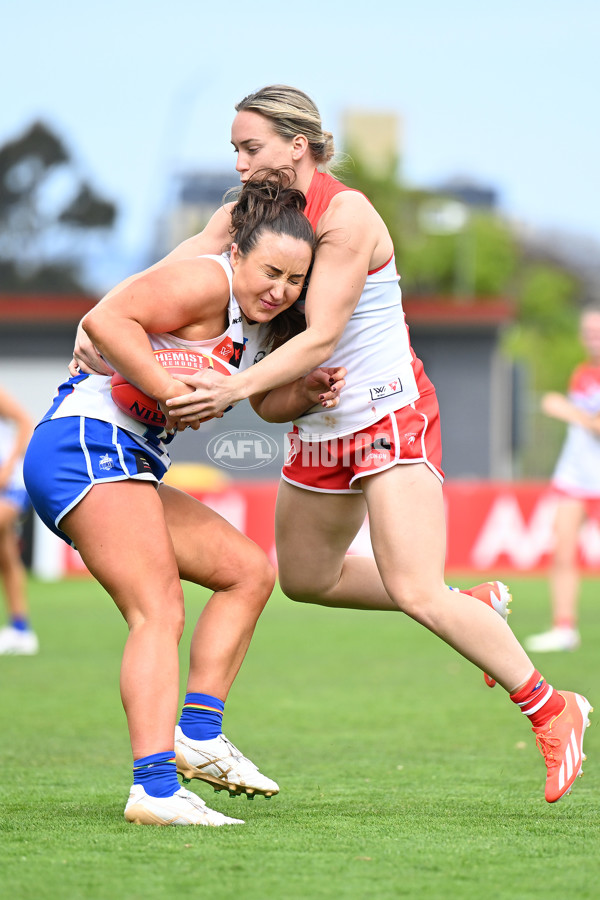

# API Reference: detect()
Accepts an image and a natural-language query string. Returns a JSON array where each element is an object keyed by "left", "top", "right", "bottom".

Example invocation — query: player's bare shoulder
[
  {"left": 316, "top": 188, "right": 386, "bottom": 261},
  {"left": 318, "top": 189, "right": 380, "bottom": 236}
]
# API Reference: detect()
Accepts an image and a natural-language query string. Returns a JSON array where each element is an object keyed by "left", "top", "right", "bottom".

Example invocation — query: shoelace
[
  {"left": 535, "top": 731, "right": 561, "bottom": 769},
  {"left": 183, "top": 734, "right": 261, "bottom": 775},
  {"left": 219, "top": 737, "right": 258, "bottom": 770},
  {"left": 180, "top": 790, "right": 235, "bottom": 823},
  {"left": 182, "top": 790, "right": 208, "bottom": 809}
]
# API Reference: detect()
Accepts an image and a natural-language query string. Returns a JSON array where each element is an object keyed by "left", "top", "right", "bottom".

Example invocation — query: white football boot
[
  {"left": 175, "top": 727, "right": 279, "bottom": 798},
  {"left": 124, "top": 785, "right": 245, "bottom": 826},
  {"left": 0, "top": 626, "right": 39, "bottom": 655},
  {"left": 525, "top": 626, "right": 581, "bottom": 653}
]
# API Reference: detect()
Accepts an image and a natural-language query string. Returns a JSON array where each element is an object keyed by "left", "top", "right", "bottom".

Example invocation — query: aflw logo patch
[
  {"left": 369, "top": 377, "right": 403, "bottom": 402},
  {"left": 213, "top": 336, "right": 247, "bottom": 369}
]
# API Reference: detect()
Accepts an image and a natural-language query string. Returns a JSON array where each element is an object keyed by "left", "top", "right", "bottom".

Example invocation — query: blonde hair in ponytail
[{"left": 235, "top": 85, "right": 337, "bottom": 172}]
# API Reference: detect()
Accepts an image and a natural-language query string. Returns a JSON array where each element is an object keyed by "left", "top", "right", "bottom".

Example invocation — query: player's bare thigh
[
  {"left": 0, "top": 498, "right": 19, "bottom": 531},
  {"left": 159, "top": 483, "right": 275, "bottom": 596},
  {"left": 61, "top": 480, "right": 185, "bottom": 625},
  {"left": 361, "top": 462, "right": 447, "bottom": 602},
  {"left": 275, "top": 479, "right": 367, "bottom": 593}
]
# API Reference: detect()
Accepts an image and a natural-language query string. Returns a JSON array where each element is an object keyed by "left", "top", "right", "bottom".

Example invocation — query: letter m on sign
[{"left": 471, "top": 493, "right": 558, "bottom": 570}]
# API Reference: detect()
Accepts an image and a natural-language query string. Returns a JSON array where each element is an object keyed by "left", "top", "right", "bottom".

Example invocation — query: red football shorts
[
  {"left": 282, "top": 389, "right": 444, "bottom": 493},
  {"left": 550, "top": 485, "right": 600, "bottom": 521}
]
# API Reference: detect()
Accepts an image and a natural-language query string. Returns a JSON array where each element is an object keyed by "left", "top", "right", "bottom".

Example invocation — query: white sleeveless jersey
[
  {"left": 552, "top": 362, "right": 600, "bottom": 496},
  {"left": 40, "top": 255, "right": 247, "bottom": 466},
  {"left": 246, "top": 256, "right": 420, "bottom": 442}
]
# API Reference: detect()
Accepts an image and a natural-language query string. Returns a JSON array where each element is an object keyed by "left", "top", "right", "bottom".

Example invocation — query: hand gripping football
[{"left": 110, "top": 349, "right": 230, "bottom": 426}]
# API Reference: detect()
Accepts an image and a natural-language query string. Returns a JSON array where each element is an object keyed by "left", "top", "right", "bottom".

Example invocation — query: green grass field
[{"left": 1, "top": 575, "right": 598, "bottom": 900}]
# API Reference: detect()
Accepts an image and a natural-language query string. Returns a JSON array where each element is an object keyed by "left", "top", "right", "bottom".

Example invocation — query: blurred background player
[
  {"left": 0, "top": 385, "right": 37, "bottom": 655},
  {"left": 526, "top": 306, "right": 600, "bottom": 653}
]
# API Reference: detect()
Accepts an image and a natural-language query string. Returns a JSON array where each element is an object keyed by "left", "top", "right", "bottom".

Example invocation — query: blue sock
[
  {"left": 133, "top": 751, "right": 180, "bottom": 798},
  {"left": 11, "top": 617, "right": 30, "bottom": 632},
  {"left": 178, "top": 692, "right": 224, "bottom": 741}
]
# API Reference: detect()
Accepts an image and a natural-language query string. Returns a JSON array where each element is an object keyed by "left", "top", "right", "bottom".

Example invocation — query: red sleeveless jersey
[{"left": 304, "top": 170, "right": 357, "bottom": 229}]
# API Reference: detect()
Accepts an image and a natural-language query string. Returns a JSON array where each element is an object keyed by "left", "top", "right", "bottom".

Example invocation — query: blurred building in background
[
  {"left": 0, "top": 294, "right": 96, "bottom": 410},
  {"left": 405, "top": 298, "right": 516, "bottom": 479},
  {"left": 434, "top": 177, "right": 498, "bottom": 212},
  {"left": 341, "top": 110, "right": 401, "bottom": 178},
  {"left": 153, "top": 171, "right": 237, "bottom": 259}
]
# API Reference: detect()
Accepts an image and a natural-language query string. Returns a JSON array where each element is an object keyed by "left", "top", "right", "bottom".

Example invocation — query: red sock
[
  {"left": 510, "top": 669, "right": 566, "bottom": 728},
  {"left": 554, "top": 619, "right": 575, "bottom": 629}
]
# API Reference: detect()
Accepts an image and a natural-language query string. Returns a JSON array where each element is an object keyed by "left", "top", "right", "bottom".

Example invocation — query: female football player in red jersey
[{"left": 72, "top": 85, "right": 591, "bottom": 804}]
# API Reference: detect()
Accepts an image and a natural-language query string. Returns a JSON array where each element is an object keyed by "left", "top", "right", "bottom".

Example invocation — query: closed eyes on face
[
  {"left": 231, "top": 235, "right": 313, "bottom": 307},
  {"left": 263, "top": 265, "right": 305, "bottom": 286}
]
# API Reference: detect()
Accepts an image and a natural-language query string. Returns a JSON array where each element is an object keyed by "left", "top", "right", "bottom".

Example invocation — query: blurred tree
[
  {"left": 342, "top": 157, "right": 519, "bottom": 297},
  {"left": 504, "top": 262, "right": 582, "bottom": 476},
  {"left": 504, "top": 262, "right": 581, "bottom": 390},
  {"left": 340, "top": 154, "right": 582, "bottom": 379},
  {"left": 0, "top": 121, "right": 117, "bottom": 293},
  {"left": 338, "top": 155, "right": 405, "bottom": 254}
]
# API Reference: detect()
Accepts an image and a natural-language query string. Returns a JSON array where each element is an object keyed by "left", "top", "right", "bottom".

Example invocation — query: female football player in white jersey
[
  {"left": 526, "top": 305, "right": 600, "bottom": 653},
  {"left": 72, "top": 86, "right": 592, "bottom": 804},
  {"left": 25, "top": 174, "right": 343, "bottom": 826}
]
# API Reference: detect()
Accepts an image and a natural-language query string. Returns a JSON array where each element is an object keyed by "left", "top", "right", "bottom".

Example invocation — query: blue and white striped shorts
[{"left": 23, "top": 416, "right": 168, "bottom": 544}]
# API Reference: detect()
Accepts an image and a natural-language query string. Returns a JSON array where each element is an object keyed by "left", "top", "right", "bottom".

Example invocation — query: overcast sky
[{"left": 3, "top": 0, "right": 598, "bottom": 288}]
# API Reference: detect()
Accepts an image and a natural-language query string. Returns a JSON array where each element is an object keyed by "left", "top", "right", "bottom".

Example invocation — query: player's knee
[
  {"left": 553, "top": 545, "right": 578, "bottom": 568},
  {"left": 159, "top": 591, "right": 187, "bottom": 641},
  {"left": 278, "top": 568, "right": 327, "bottom": 605},
  {"left": 385, "top": 581, "right": 432, "bottom": 618},
  {"left": 171, "top": 600, "right": 186, "bottom": 640},
  {"left": 127, "top": 585, "right": 186, "bottom": 639},
  {"left": 252, "top": 556, "right": 277, "bottom": 600},
  {"left": 281, "top": 585, "right": 316, "bottom": 605},
  {"left": 233, "top": 546, "right": 276, "bottom": 603},
  {"left": 0, "top": 540, "right": 10, "bottom": 569},
  {"left": 168, "top": 599, "right": 186, "bottom": 643}
]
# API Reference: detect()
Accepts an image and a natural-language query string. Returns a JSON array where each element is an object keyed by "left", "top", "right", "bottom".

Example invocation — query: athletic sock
[
  {"left": 510, "top": 669, "right": 566, "bottom": 728},
  {"left": 178, "top": 692, "right": 224, "bottom": 741},
  {"left": 133, "top": 751, "right": 180, "bottom": 798},
  {"left": 10, "top": 617, "right": 30, "bottom": 632}
]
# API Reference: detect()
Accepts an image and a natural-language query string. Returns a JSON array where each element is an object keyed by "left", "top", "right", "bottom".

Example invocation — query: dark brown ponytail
[
  {"left": 229, "top": 168, "right": 314, "bottom": 254},
  {"left": 229, "top": 168, "right": 314, "bottom": 350}
]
